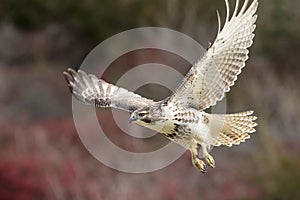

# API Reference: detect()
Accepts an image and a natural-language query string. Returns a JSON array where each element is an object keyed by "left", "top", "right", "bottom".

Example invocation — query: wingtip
[
  {"left": 77, "top": 69, "right": 88, "bottom": 78},
  {"left": 63, "top": 68, "right": 79, "bottom": 93},
  {"left": 224, "top": 0, "right": 230, "bottom": 22},
  {"left": 63, "top": 70, "right": 74, "bottom": 82},
  {"left": 248, "top": 110, "right": 254, "bottom": 115},
  {"left": 62, "top": 71, "right": 68, "bottom": 77},
  {"left": 67, "top": 68, "right": 78, "bottom": 76},
  {"left": 216, "top": 10, "right": 221, "bottom": 35}
]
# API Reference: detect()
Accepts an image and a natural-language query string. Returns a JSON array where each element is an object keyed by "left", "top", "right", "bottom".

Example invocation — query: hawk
[{"left": 64, "top": 0, "right": 258, "bottom": 173}]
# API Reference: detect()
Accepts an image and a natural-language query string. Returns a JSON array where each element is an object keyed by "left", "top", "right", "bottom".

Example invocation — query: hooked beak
[{"left": 129, "top": 113, "right": 137, "bottom": 123}]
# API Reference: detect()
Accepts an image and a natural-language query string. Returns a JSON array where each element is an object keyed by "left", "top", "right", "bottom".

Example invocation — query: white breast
[{"left": 164, "top": 104, "right": 212, "bottom": 143}]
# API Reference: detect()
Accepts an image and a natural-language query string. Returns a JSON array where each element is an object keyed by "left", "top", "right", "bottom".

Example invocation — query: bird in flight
[{"left": 64, "top": 0, "right": 258, "bottom": 173}]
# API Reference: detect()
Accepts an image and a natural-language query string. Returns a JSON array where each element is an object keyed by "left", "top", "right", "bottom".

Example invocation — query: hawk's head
[{"left": 129, "top": 104, "right": 162, "bottom": 126}]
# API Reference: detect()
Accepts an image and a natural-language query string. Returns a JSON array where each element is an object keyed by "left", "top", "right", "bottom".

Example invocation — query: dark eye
[{"left": 138, "top": 113, "right": 146, "bottom": 117}]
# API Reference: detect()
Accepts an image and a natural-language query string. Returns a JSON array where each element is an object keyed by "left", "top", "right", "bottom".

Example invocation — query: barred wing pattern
[
  {"left": 63, "top": 68, "right": 154, "bottom": 112},
  {"left": 168, "top": 0, "right": 258, "bottom": 110}
]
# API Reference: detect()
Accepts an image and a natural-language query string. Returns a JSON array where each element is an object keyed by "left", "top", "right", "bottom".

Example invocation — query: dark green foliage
[
  {"left": 256, "top": 0, "right": 300, "bottom": 72},
  {"left": 0, "top": 0, "right": 225, "bottom": 41}
]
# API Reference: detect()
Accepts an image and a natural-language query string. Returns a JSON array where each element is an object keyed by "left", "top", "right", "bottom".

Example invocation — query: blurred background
[{"left": 1, "top": 0, "right": 300, "bottom": 199}]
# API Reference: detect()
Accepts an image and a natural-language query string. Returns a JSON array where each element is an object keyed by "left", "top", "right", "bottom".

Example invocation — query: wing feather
[
  {"left": 168, "top": 0, "right": 258, "bottom": 110},
  {"left": 63, "top": 68, "right": 154, "bottom": 112}
]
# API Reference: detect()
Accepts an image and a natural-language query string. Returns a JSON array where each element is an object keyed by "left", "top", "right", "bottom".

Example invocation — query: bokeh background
[{"left": 1, "top": 0, "right": 300, "bottom": 199}]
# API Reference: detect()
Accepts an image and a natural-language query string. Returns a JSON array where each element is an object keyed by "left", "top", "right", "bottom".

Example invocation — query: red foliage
[
  {"left": 0, "top": 159, "right": 47, "bottom": 200},
  {"left": 0, "top": 117, "right": 263, "bottom": 200}
]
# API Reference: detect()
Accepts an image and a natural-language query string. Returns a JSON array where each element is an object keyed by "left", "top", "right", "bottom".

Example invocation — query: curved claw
[
  {"left": 204, "top": 154, "right": 215, "bottom": 168},
  {"left": 192, "top": 158, "right": 207, "bottom": 173}
]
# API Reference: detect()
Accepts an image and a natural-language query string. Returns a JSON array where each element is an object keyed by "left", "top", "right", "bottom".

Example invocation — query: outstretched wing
[
  {"left": 168, "top": 0, "right": 258, "bottom": 110},
  {"left": 63, "top": 68, "right": 154, "bottom": 112}
]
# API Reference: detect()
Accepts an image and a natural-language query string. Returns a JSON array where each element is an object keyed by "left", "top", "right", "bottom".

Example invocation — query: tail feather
[{"left": 211, "top": 110, "right": 257, "bottom": 147}]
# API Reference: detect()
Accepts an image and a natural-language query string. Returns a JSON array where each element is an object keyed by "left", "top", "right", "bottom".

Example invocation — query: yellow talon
[
  {"left": 204, "top": 154, "right": 215, "bottom": 168},
  {"left": 193, "top": 158, "right": 207, "bottom": 173}
]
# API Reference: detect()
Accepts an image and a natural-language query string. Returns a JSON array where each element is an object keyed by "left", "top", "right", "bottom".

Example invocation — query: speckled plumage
[{"left": 64, "top": 0, "right": 258, "bottom": 173}]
